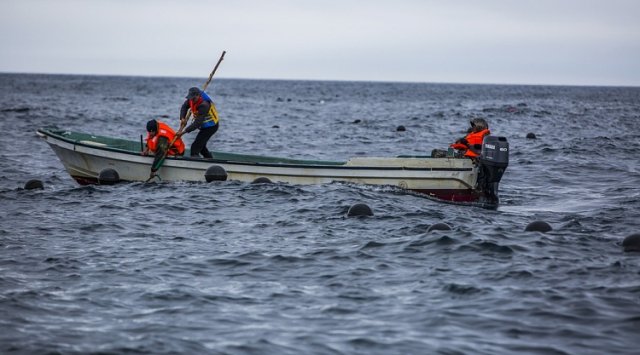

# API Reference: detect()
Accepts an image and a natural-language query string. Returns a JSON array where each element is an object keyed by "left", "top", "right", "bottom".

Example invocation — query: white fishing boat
[{"left": 37, "top": 127, "right": 509, "bottom": 208}]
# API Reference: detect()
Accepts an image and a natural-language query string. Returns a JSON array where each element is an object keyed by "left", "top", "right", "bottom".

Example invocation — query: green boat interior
[{"left": 38, "top": 128, "right": 346, "bottom": 166}]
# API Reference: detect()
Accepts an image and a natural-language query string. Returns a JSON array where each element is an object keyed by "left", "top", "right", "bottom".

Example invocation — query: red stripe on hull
[{"left": 411, "top": 188, "right": 498, "bottom": 208}]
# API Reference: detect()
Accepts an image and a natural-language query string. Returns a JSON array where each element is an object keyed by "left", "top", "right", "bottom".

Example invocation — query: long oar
[{"left": 148, "top": 51, "right": 226, "bottom": 181}]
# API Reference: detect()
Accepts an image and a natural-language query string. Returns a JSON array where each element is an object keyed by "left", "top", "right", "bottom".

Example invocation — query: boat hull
[{"left": 37, "top": 128, "right": 498, "bottom": 207}]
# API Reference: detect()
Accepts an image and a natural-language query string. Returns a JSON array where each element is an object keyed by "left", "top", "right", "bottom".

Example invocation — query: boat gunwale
[{"left": 37, "top": 128, "right": 474, "bottom": 172}]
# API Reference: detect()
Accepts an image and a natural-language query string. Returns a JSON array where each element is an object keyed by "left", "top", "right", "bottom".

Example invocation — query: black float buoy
[
  {"left": 347, "top": 203, "right": 373, "bottom": 217},
  {"left": 526, "top": 132, "right": 537, "bottom": 139},
  {"left": 205, "top": 165, "right": 227, "bottom": 182},
  {"left": 353, "top": 119, "right": 361, "bottom": 124},
  {"left": 251, "top": 177, "right": 272, "bottom": 184},
  {"left": 622, "top": 233, "right": 640, "bottom": 252},
  {"left": 24, "top": 179, "right": 44, "bottom": 190},
  {"left": 98, "top": 168, "right": 120, "bottom": 185},
  {"left": 396, "top": 125, "right": 406, "bottom": 132},
  {"left": 524, "top": 220, "right": 552, "bottom": 233},
  {"left": 427, "top": 223, "right": 452, "bottom": 232}
]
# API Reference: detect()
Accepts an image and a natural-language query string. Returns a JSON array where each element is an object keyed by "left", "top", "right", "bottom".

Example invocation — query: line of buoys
[
  {"left": 524, "top": 220, "right": 552, "bottom": 233},
  {"left": 251, "top": 177, "right": 272, "bottom": 184},
  {"left": 24, "top": 179, "right": 44, "bottom": 190},
  {"left": 53, "top": 169, "right": 640, "bottom": 254},
  {"left": 205, "top": 165, "right": 227, "bottom": 182},
  {"left": 350, "top": 204, "right": 640, "bottom": 255},
  {"left": 622, "top": 234, "right": 640, "bottom": 252},
  {"left": 347, "top": 203, "right": 373, "bottom": 217},
  {"left": 98, "top": 168, "right": 120, "bottom": 185}
]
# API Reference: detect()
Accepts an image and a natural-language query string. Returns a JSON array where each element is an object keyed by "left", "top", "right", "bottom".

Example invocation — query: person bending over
[{"left": 143, "top": 119, "right": 185, "bottom": 179}]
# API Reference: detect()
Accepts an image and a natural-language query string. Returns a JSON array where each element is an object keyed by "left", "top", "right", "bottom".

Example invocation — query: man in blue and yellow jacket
[{"left": 177, "top": 87, "right": 220, "bottom": 158}]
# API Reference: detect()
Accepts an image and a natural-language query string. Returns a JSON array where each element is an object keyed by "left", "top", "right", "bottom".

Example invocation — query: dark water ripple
[{"left": 1, "top": 74, "right": 640, "bottom": 354}]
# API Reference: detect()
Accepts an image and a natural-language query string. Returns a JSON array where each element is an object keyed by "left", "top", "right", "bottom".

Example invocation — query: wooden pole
[{"left": 178, "top": 50, "right": 226, "bottom": 133}]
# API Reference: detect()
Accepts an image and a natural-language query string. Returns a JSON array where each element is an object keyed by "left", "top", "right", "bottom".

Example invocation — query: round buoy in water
[
  {"left": 622, "top": 233, "right": 640, "bottom": 252},
  {"left": 526, "top": 132, "right": 537, "bottom": 139},
  {"left": 24, "top": 179, "right": 44, "bottom": 190},
  {"left": 205, "top": 165, "right": 227, "bottom": 182},
  {"left": 347, "top": 203, "right": 373, "bottom": 217},
  {"left": 427, "top": 223, "right": 452, "bottom": 232},
  {"left": 98, "top": 168, "right": 120, "bottom": 185},
  {"left": 252, "top": 177, "right": 272, "bottom": 184},
  {"left": 524, "top": 220, "right": 552, "bottom": 233},
  {"left": 396, "top": 125, "right": 406, "bottom": 132}
]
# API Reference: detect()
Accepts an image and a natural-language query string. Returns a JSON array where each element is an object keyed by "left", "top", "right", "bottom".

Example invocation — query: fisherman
[
  {"left": 177, "top": 87, "right": 220, "bottom": 159},
  {"left": 142, "top": 119, "right": 185, "bottom": 179},
  {"left": 450, "top": 118, "right": 491, "bottom": 159}
]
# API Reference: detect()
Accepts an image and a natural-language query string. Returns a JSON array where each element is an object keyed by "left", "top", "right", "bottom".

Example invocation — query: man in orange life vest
[
  {"left": 142, "top": 119, "right": 185, "bottom": 179},
  {"left": 176, "top": 87, "right": 220, "bottom": 159},
  {"left": 450, "top": 118, "right": 491, "bottom": 158}
]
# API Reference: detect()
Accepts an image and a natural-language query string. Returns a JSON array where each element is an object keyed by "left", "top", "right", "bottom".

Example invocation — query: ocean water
[{"left": 1, "top": 73, "right": 639, "bottom": 354}]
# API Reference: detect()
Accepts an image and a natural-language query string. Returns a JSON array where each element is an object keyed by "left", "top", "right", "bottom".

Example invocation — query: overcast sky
[{"left": 1, "top": 0, "right": 639, "bottom": 86}]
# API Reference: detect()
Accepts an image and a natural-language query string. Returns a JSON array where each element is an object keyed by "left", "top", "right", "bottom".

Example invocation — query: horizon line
[{"left": 1, "top": 70, "right": 638, "bottom": 89}]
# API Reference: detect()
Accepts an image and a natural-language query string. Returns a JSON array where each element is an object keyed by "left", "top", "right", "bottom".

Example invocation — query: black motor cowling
[
  {"left": 479, "top": 136, "right": 509, "bottom": 183},
  {"left": 476, "top": 136, "right": 509, "bottom": 205}
]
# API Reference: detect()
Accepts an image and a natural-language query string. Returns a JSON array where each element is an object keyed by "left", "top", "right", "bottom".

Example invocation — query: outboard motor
[{"left": 477, "top": 136, "right": 509, "bottom": 204}]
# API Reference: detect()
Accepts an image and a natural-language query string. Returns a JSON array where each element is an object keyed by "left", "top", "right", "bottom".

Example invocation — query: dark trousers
[{"left": 190, "top": 125, "right": 218, "bottom": 158}]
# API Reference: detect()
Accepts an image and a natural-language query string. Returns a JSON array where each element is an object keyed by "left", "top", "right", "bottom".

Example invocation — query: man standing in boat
[
  {"left": 143, "top": 119, "right": 185, "bottom": 179},
  {"left": 177, "top": 87, "right": 220, "bottom": 159}
]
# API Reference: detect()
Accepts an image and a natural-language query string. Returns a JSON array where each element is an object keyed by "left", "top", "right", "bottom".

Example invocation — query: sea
[{"left": 1, "top": 73, "right": 639, "bottom": 354}]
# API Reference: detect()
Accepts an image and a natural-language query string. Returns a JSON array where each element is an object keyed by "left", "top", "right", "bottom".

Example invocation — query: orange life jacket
[
  {"left": 146, "top": 121, "right": 185, "bottom": 155},
  {"left": 450, "top": 129, "right": 491, "bottom": 158}
]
